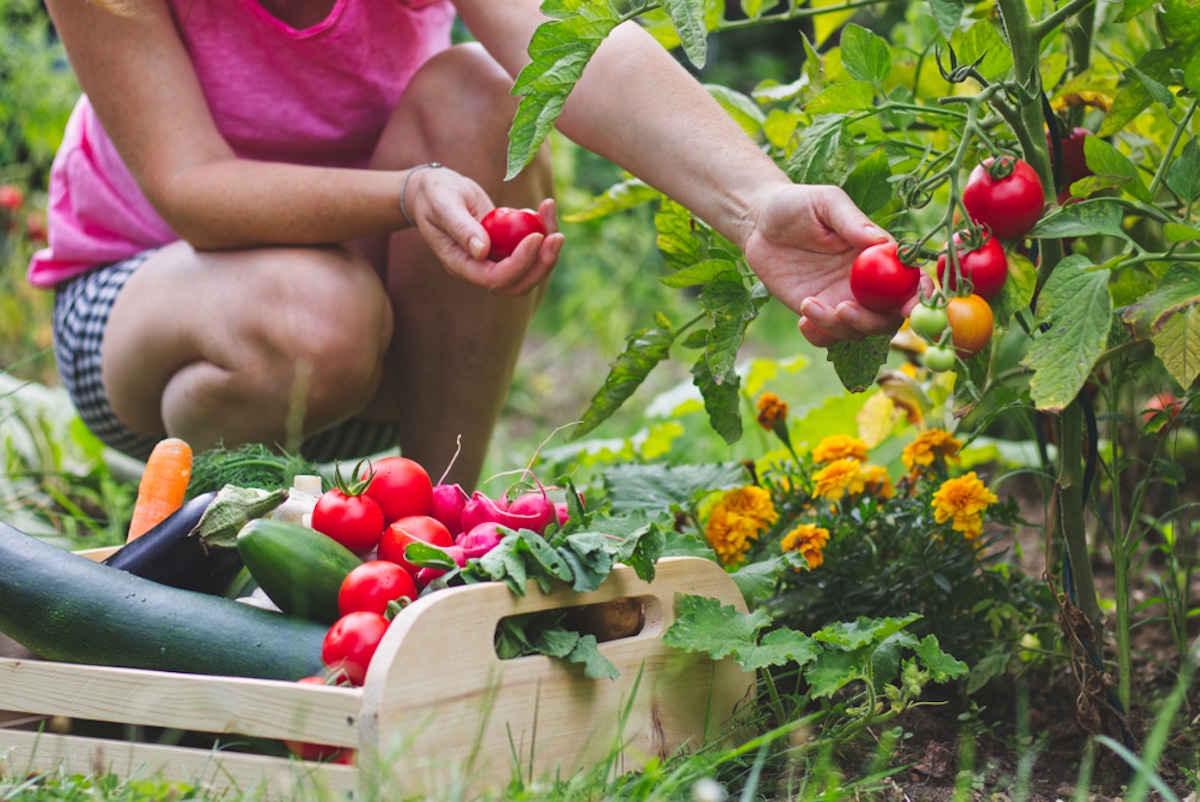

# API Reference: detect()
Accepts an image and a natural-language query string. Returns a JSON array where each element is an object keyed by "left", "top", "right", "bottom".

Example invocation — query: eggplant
[{"left": 104, "top": 486, "right": 286, "bottom": 595}]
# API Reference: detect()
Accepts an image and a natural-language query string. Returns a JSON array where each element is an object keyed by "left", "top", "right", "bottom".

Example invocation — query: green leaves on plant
[
  {"left": 1079, "top": 137, "right": 1153, "bottom": 203},
  {"left": 1098, "top": 47, "right": 1180, "bottom": 138},
  {"left": 842, "top": 148, "right": 894, "bottom": 217},
  {"left": 571, "top": 316, "right": 678, "bottom": 441},
  {"left": 1027, "top": 198, "right": 1129, "bottom": 240},
  {"left": 661, "top": 0, "right": 709, "bottom": 69},
  {"left": 692, "top": 351, "right": 743, "bottom": 444},
  {"left": 699, "top": 272, "right": 768, "bottom": 382},
  {"left": 786, "top": 114, "right": 852, "bottom": 186},
  {"left": 603, "top": 461, "right": 749, "bottom": 515},
  {"left": 561, "top": 178, "right": 661, "bottom": 223},
  {"left": 1166, "top": 138, "right": 1200, "bottom": 206},
  {"left": 829, "top": 334, "right": 891, "bottom": 393},
  {"left": 1021, "top": 255, "right": 1113, "bottom": 412},
  {"left": 839, "top": 24, "right": 891, "bottom": 86},
  {"left": 927, "top": 0, "right": 964, "bottom": 41},
  {"left": 1121, "top": 263, "right": 1200, "bottom": 387}
]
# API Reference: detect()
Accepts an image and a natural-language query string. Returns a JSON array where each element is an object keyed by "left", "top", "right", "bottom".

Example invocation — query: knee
[{"left": 243, "top": 247, "right": 392, "bottom": 415}]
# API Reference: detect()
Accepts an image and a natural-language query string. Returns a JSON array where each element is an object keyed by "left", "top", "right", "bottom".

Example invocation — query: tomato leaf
[
  {"left": 602, "top": 462, "right": 749, "bottom": 515},
  {"left": 804, "top": 81, "right": 876, "bottom": 115},
  {"left": 706, "top": 84, "right": 765, "bottom": 138},
  {"left": 570, "top": 319, "right": 678, "bottom": 441},
  {"left": 842, "top": 148, "right": 894, "bottom": 217},
  {"left": 655, "top": 198, "right": 704, "bottom": 271},
  {"left": 505, "top": 0, "right": 621, "bottom": 179},
  {"left": 1097, "top": 47, "right": 1179, "bottom": 138},
  {"left": 1021, "top": 255, "right": 1113, "bottom": 412},
  {"left": 662, "top": 594, "right": 774, "bottom": 661},
  {"left": 1027, "top": 198, "right": 1129, "bottom": 240},
  {"left": 699, "top": 272, "right": 766, "bottom": 381},
  {"left": 950, "top": 20, "right": 1013, "bottom": 82},
  {"left": 927, "top": 0, "right": 964, "bottom": 41},
  {"left": 786, "top": 114, "right": 852, "bottom": 185},
  {"left": 561, "top": 178, "right": 661, "bottom": 223},
  {"left": 692, "top": 353, "right": 743, "bottom": 444},
  {"left": 661, "top": 0, "right": 709, "bottom": 69},
  {"left": 1121, "top": 263, "right": 1200, "bottom": 340},
  {"left": 829, "top": 334, "right": 891, "bottom": 393},
  {"left": 1166, "top": 137, "right": 1200, "bottom": 205},
  {"left": 1151, "top": 304, "right": 1200, "bottom": 389},
  {"left": 660, "top": 259, "right": 737, "bottom": 289},
  {"left": 840, "top": 24, "right": 891, "bottom": 86}
]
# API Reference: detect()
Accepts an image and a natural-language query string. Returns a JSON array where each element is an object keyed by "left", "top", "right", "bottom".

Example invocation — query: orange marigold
[
  {"left": 812, "top": 434, "right": 868, "bottom": 464},
  {"left": 932, "top": 472, "right": 998, "bottom": 542},
  {"left": 813, "top": 458, "right": 862, "bottom": 500},
  {"left": 781, "top": 523, "right": 830, "bottom": 570},
  {"left": 704, "top": 486, "right": 779, "bottom": 566},
  {"left": 856, "top": 463, "right": 895, "bottom": 499},
  {"left": 901, "top": 429, "right": 962, "bottom": 474},
  {"left": 755, "top": 392, "right": 789, "bottom": 431}
]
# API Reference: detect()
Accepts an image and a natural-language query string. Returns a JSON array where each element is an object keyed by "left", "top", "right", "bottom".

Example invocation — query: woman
[{"left": 31, "top": 0, "right": 913, "bottom": 490}]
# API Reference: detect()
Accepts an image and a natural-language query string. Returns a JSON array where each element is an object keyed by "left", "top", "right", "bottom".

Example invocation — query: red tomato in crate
[
  {"left": 311, "top": 487, "right": 385, "bottom": 555},
  {"left": 378, "top": 515, "right": 454, "bottom": 575},
  {"left": 321, "top": 611, "right": 390, "bottom": 686},
  {"left": 361, "top": 456, "right": 433, "bottom": 523},
  {"left": 339, "top": 560, "right": 418, "bottom": 617},
  {"left": 284, "top": 676, "right": 352, "bottom": 761}
]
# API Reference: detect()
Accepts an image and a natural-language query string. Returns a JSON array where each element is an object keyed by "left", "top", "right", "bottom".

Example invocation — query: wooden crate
[{"left": 0, "top": 555, "right": 754, "bottom": 800}]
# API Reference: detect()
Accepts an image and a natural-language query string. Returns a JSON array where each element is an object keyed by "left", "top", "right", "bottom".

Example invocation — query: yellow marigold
[
  {"left": 755, "top": 392, "right": 789, "bottom": 431},
  {"left": 902, "top": 429, "right": 962, "bottom": 474},
  {"left": 781, "top": 523, "right": 830, "bottom": 570},
  {"left": 857, "top": 463, "right": 895, "bottom": 499},
  {"left": 813, "top": 458, "right": 863, "bottom": 500},
  {"left": 704, "top": 486, "right": 779, "bottom": 566},
  {"left": 812, "top": 434, "right": 868, "bottom": 464},
  {"left": 932, "top": 472, "right": 998, "bottom": 542}
]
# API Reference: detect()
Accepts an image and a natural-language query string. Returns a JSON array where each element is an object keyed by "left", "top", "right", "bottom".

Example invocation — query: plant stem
[
  {"left": 1032, "top": 0, "right": 1097, "bottom": 41},
  {"left": 1057, "top": 402, "right": 1103, "bottom": 633},
  {"left": 1148, "top": 98, "right": 1198, "bottom": 198}
]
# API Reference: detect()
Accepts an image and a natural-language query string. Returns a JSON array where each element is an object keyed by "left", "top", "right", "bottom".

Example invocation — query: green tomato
[
  {"left": 908, "top": 304, "right": 948, "bottom": 342},
  {"left": 924, "top": 345, "right": 957, "bottom": 373}
]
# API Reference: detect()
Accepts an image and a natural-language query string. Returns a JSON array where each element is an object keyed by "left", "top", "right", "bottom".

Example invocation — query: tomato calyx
[
  {"left": 332, "top": 458, "right": 374, "bottom": 498},
  {"left": 983, "top": 154, "right": 1019, "bottom": 182}
]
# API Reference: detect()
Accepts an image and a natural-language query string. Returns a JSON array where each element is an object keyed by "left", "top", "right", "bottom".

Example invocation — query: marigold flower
[
  {"left": 812, "top": 434, "right": 868, "bottom": 464},
  {"left": 781, "top": 523, "right": 830, "bottom": 570},
  {"left": 902, "top": 429, "right": 962, "bottom": 474},
  {"left": 813, "top": 458, "right": 862, "bottom": 500},
  {"left": 856, "top": 463, "right": 895, "bottom": 499},
  {"left": 755, "top": 392, "right": 789, "bottom": 431},
  {"left": 932, "top": 472, "right": 998, "bottom": 542},
  {"left": 704, "top": 486, "right": 779, "bottom": 566}
]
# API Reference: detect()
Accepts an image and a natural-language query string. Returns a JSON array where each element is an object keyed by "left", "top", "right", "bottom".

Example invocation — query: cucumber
[
  {"left": 236, "top": 519, "right": 363, "bottom": 624},
  {"left": 0, "top": 522, "right": 326, "bottom": 680}
]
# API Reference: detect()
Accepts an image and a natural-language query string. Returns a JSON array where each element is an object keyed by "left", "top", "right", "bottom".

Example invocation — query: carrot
[{"left": 127, "top": 437, "right": 194, "bottom": 542}]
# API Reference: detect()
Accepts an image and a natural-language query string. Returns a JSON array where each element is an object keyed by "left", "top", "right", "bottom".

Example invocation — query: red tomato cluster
[{"left": 962, "top": 157, "right": 1045, "bottom": 241}]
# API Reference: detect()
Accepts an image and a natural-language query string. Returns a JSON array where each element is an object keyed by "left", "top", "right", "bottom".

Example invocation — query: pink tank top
[{"left": 27, "top": 0, "right": 455, "bottom": 288}]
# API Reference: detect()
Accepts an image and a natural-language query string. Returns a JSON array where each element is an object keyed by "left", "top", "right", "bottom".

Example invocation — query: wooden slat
[
  {"left": 0, "top": 660, "right": 361, "bottom": 746},
  {"left": 0, "top": 728, "right": 356, "bottom": 800}
]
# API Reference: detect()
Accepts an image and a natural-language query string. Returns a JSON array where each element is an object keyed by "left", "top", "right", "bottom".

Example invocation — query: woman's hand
[
  {"left": 742, "top": 183, "right": 925, "bottom": 348},
  {"left": 404, "top": 166, "right": 562, "bottom": 296}
]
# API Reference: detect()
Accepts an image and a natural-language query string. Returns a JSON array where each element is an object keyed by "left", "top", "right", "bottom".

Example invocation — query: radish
[
  {"left": 457, "top": 522, "right": 506, "bottom": 559},
  {"left": 460, "top": 492, "right": 509, "bottom": 533},
  {"left": 504, "top": 491, "right": 557, "bottom": 536},
  {"left": 430, "top": 483, "right": 469, "bottom": 537},
  {"left": 414, "top": 545, "right": 465, "bottom": 589},
  {"left": 554, "top": 502, "right": 570, "bottom": 528}
]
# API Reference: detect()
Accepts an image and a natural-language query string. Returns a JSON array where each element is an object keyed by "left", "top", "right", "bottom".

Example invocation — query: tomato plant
[
  {"left": 481, "top": 207, "right": 546, "bottom": 260},
  {"left": 945, "top": 294, "right": 994, "bottom": 357},
  {"left": 936, "top": 230, "right": 1008, "bottom": 300},
  {"left": 923, "top": 345, "right": 957, "bottom": 373},
  {"left": 962, "top": 157, "right": 1045, "bottom": 241},
  {"left": 378, "top": 514, "right": 454, "bottom": 575},
  {"left": 339, "top": 560, "right": 418, "bottom": 617},
  {"left": 312, "top": 463, "right": 385, "bottom": 554},
  {"left": 321, "top": 610, "right": 390, "bottom": 686},
  {"left": 849, "top": 241, "right": 919, "bottom": 313},
  {"left": 361, "top": 456, "right": 433, "bottom": 524}
]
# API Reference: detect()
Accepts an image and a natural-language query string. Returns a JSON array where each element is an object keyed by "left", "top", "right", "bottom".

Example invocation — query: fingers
[
  {"left": 812, "top": 186, "right": 891, "bottom": 250},
  {"left": 799, "top": 296, "right": 905, "bottom": 346}
]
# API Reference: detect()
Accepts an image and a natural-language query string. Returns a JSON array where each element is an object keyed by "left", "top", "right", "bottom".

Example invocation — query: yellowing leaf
[{"left": 856, "top": 391, "right": 900, "bottom": 448}]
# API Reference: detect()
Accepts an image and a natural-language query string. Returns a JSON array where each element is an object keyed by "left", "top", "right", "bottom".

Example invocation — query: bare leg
[
  {"left": 357, "top": 44, "right": 555, "bottom": 489},
  {"left": 102, "top": 242, "right": 392, "bottom": 454}
]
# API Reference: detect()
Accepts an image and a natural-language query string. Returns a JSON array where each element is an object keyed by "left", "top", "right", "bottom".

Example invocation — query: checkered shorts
[{"left": 52, "top": 250, "right": 400, "bottom": 464}]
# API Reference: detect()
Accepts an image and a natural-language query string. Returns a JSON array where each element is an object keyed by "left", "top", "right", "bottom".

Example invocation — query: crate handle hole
[{"left": 494, "top": 595, "right": 660, "bottom": 660}]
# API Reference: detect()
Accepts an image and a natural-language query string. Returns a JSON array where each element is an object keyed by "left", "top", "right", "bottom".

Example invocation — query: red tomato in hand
[
  {"left": 850, "top": 241, "right": 920, "bottom": 314},
  {"left": 936, "top": 230, "right": 1009, "bottom": 300},
  {"left": 962, "top": 157, "right": 1045, "bottom": 241},
  {"left": 339, "top": 560, "right": 418, "bottom": 617},
  {"left": 312, "top": 488, "right": 385, "bottom": 554},
  {"left": 945, "top": 294, "right": 994, "bottom": 357},
  {"left": 284, "top": 676, "right": 351, "bottom": 761},
  {"left": 361, "top": 456, "right": 433, "bottom": 524},
  {"left": 481, "top": 207, "right": 546, "bottom": 260},
  {"left": 321, "top": 611, "right": 390, "bottom": 686},
  {"left": 378, "top": 514, "right": 454, "bottom": 575}
]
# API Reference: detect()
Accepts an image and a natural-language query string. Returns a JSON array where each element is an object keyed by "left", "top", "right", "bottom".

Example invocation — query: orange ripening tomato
[{"left": 945, "top": 294, "right": 994, "bottom": 357}]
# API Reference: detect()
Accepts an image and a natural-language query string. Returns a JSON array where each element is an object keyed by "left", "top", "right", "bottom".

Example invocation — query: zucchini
[
  {"left": 237, "top": 519, "right": 363, "bottom": 624},
  {"left": 0, "top": 522, "right": 326, "bottom": 680}
]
